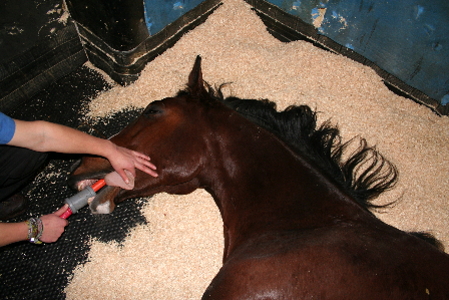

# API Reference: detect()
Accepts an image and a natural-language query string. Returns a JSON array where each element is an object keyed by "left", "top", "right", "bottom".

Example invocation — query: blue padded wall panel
[
  {"left": 144, "top": 0, "right": 206, "bottom": 35},
  {"left": 264, "top": 0, "right": 449, "bottom": 107}
]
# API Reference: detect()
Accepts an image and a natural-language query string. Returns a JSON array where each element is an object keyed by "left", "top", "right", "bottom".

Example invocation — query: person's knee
[{"left": 0, "top": 146, "right": 48, "bottom": 199}]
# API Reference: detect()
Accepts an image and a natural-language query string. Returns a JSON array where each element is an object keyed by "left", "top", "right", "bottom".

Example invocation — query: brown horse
[{"left": 70, "top": 56, "right": 449, "bottom": 299}]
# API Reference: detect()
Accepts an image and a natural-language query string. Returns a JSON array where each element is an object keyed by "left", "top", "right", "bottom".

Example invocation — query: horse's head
[{"left": 69, "top": 56, "right": 216, "bottom": 214}]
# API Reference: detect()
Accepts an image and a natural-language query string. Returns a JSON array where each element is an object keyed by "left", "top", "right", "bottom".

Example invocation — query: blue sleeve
[{"left": 0, "top": 112, "right": 16, "bottom": 144}]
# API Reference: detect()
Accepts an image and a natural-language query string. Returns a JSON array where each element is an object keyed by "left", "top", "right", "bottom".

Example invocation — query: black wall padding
[
  {"left": 0, "top": 24, "right": 87, "bottom": 112},
  {"left": 67, "top": 0, "right": 222, "bottom": 85},
  {"left": 65, "top": 0, "right": 150, "bottom": 51}
]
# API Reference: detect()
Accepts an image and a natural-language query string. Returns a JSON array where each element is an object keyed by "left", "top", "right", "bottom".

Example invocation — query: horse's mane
[
  {"left": 223, "top": 97, "right": 399, "bottom": 210},
  {"left": 186, "top": 84, "right": 399, "bottom": 211}
]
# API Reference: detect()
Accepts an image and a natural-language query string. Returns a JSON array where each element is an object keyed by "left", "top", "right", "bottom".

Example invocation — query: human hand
[
  {"left": 108, "top": 144, "right": 158, "bottom": 183},
  {"left": 39, "top": 204, "right": 69, "bottom": 243}
]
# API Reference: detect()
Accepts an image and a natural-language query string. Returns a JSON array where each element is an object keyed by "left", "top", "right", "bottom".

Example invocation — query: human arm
[
  {"left": 0, "top": 221, "right": 29, "bottom": 247},
  {"left": 8, "top": 119, "right": 157, "bottom": 182},
  {"left": 0, "top": 205, "right": 69, "bottom": 247}
]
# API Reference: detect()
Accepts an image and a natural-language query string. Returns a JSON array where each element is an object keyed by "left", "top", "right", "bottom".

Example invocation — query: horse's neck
[{"left": 203, "top": 113, "right": 369, "bottom": 258}]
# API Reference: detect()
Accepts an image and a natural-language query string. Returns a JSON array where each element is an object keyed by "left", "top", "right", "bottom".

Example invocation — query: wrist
[
  {"left": 102, "top": 139, "right": 117, "bottom": 161},
  {"left": 25, "top": 218, "right": 43, "bottom": 244}
]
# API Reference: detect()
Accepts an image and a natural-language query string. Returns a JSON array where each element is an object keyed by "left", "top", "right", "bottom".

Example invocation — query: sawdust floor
[{"left": 65, "top": 0, "right": 449, "bottom": 298}]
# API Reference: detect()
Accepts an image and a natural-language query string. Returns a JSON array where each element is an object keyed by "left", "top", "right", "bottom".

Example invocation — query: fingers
[
  {"left": 132, "top": 151, "right": 154, "bottom": 167},
  {"left": 116, "top": 169, "right": 131, "bottom": 184},
  {"left": 39, "top": 213, "right": 69, "bottom": 243},
  {"left": 136, "top": 161, "right": 158, "bottom": 176},
  {"left": 135, "top": 160, "right": 158, "bottom": 177},
  {"left": 112, "top": 147, "right": 158, "bottom": 179},
  {"left": 134, "top": 151, "right": 151, "bottom": 161},
  {"left": 142, "top": 158, "right": 157, "bottom": 170},
  {"left": 53, "top": 204, "right": 70, "bottom": 217},
  {"left": 138, "top": 165, "right": 159, "bottom": 178},
  {"left": 131, "top": 151, "right": 158, "bottom": 177}
]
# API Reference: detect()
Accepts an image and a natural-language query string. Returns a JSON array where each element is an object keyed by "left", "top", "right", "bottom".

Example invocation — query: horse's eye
[
  {"left": 143, "top": 105, "right": 162, "bottom": 116},
  {"left": 145, "top": 108, "right": 159, "bottom": 114}
]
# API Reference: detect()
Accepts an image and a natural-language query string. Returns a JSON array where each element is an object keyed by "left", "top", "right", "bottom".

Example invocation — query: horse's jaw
[
  {"left": 71, "top": 163, "right": 203, "bottom": 214},
  {"left": 85, "top": 179, "right": 200, "bottom": 214}
]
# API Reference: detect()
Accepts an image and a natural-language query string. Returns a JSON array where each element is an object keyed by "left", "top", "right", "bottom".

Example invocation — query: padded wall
[{"left": 248, "top": 0, "right": 449, "bottom": 114}]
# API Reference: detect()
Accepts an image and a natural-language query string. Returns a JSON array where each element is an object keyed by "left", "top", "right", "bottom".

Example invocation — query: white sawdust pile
[{"left": 65, "top": 0, "right": 449, "bottom": 298}]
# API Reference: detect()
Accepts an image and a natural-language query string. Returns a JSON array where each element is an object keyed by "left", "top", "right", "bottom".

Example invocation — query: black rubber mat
[{"left": 0, "top": 65, "right": 147, "bottom": 300}]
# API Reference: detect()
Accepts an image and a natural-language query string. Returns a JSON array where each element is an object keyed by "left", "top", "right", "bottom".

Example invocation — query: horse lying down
[{"left": 69, "top": 56, "right": 449, "bottom": 300}]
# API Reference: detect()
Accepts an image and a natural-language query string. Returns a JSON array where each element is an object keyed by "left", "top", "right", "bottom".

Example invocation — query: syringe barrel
[{"left": 64, "top": 186, "right": 96, "bottom": 214}]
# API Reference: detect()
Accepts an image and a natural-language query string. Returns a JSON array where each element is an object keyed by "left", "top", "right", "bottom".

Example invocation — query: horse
[{"left": 69, "top": 56, "right": 449, "bottom": 299}]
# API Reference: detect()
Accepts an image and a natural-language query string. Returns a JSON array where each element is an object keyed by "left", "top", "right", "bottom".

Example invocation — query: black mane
[
  {"left": 188, "top": 84, "right": 398, "bottom": 211},
  {"left": 222, "top": 96, "right": 398, "bottom": 210}
]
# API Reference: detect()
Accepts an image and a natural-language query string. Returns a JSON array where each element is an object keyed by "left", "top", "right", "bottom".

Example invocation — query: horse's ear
[{"left": 187, "top": 55, "right": 205, "bottom": 96}]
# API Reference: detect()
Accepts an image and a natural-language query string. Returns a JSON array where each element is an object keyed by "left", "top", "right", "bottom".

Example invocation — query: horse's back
[{"left": 202, "top": 224, "right": 449, "bottom": 300}]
